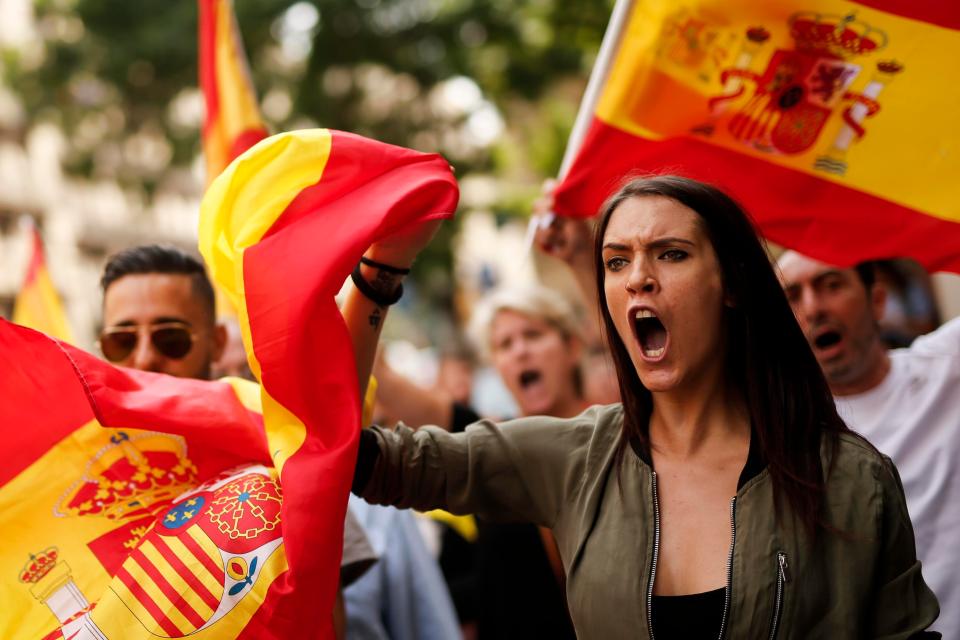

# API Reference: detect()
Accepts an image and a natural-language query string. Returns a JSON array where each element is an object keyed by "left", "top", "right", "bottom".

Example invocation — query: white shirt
[{"left": 835, "top": 316, "right": 960, "bottom": 637}]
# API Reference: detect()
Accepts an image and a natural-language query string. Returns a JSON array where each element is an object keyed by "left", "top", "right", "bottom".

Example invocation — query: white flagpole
[
  {"left": 558, "top": 0, "right": 635, "bottom": 180},
  {"left": 526, "top": 0, "right": 635, "bottom": 253}
]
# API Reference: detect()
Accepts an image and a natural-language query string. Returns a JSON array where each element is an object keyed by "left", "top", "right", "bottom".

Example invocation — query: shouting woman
[{"left": 347, "top": 176, "right": 939, "bottom": 638}]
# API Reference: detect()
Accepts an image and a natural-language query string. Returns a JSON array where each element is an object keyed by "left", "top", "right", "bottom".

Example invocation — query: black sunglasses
[{"left": 99, "top": 322, "right": 197, "bottom": 363}]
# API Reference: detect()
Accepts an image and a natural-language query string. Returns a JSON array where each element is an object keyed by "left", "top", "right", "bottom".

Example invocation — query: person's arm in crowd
[
  {"left": 907, "top": 313, "right": 960, "bottom": 357},
  {"left": 341, "top": 219, "right": 443, "bottom": 403},
  {"left": 533, "top": 180, "right": 620, "bottom": 404},
  {"left": 533, "top": 179, "right": 600, "bottom": 335},
  {"left": 372, "top": 350, "right": 455, "bottom": 429}
]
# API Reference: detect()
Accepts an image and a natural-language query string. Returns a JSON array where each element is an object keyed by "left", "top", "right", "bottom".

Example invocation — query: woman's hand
[
  {"left": 532, "top": 179, "right": 593, "bottom": 270},
  {"left": 366, "top": 217, "right": 443, "bottom": 271}
]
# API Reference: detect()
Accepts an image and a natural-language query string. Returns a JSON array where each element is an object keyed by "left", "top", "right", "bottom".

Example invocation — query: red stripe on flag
[
  {"left": 0, "top": 323, "right": 93, "bottom": 486},
  {"left": 198, "top": 0, "right": 220, "bottom": 138},
  {"left": 130, "top": 548, "right": 207, "bottom": 629},
  {"left": 179, "top": 532, "right": 225, "bottom": 585},
  {"left": 851, "top": 1, "right": 960, "bottom": 30},
  {"left": 115, "top": 565, "right": 183, "bottom": 637},
  {"left": 21, "top": 227, "right": 45, "bottom": 288},
  {"left": 151, "top": 535, "right": 221, "bottom": 611},
  {"left": 229, "top": 127, "right": 268, "bottom": 161},
  {"left": 554, "top": 117, "right": 960, "bottom": 273}
]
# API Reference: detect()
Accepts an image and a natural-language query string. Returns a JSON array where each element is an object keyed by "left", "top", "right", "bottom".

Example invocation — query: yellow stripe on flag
[
  {"left": 163, "top": 535, "right": 223, "bottom": 598},
  {"left": 213, "top": 1, "right": 263, "bottom": 151},
  {"left": 140, "top": 540, "right": 216, "bottom": 619},
  {"left": 594, "top": 0, "right": 960, "bottom": 221},
  {"left": 120, "top": 557, "right": 196, "bottom": 635},
  {"left": 199, "top": 130, "right": 334, "bottom": 472},
  {"left": 12, "top": 226, "right": 72, "bottom": 342}
]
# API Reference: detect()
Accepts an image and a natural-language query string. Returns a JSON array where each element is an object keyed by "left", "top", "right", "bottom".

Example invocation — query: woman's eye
[
  {"left": 605, "top": 256, "right": 628, "bottom": 271},
  {"left": 659, "top": 249, "right": 688, "bottom": 261}
]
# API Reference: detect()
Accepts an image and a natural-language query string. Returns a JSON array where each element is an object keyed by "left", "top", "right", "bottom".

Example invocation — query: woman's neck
[{"left": 649, "top": 370, "right": 749, "bottom": 461}]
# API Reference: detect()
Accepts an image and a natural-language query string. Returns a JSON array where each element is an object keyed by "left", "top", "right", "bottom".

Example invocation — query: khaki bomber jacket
[{"left": 357, "top": 403, "right": 940, "bottom": 639}]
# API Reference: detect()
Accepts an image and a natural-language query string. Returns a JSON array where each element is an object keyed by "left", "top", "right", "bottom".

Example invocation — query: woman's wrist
[{"left": 354, "top": 254, "right": 408, "bottom": 307}]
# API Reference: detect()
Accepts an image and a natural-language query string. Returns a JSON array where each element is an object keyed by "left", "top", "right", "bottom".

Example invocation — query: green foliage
[{"left": 3, "top": 0, "right": 614, "bottom": 289}]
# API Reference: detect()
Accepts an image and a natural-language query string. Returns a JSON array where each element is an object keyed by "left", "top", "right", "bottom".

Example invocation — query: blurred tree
[{"left": 2, "top": 0, "right": 614, "bottom": 299}]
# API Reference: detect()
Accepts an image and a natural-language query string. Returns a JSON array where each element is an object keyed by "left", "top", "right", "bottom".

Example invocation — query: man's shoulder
[{"left": 901, "top": 315, "right": 960, "bottom": 360}]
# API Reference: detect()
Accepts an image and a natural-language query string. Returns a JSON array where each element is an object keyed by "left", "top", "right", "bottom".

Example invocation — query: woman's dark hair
[{"left": 594, "top": 175, "right": 849, "bottom": 536}]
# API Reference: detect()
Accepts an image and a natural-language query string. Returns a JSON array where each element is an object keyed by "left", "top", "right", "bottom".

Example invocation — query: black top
[{"left": 651, "top": 588, "right": 726, "bottom": 639}]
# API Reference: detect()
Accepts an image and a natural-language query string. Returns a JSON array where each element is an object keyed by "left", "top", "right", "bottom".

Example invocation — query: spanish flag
[
  {"left": 0, "top": 321, "right": 271, "bottom": 639},
  {"left": 12, "top": 223, "right": 73, "bottom": 342},
  {"left": 1, "top": 131, "right": 458, "bottom": 639},
  {"left": 199, "top": 128, "right": 458, "bottom": 637},
  {"left": 555, "top": 0, "right": 960, "bottom": 272},
  {"left": 199, "top": 0, "right": 267, "bottom": 186}
]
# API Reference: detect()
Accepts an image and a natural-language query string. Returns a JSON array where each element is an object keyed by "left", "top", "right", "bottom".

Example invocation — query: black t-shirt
[{"left": 651, "top": 588, "right": 726, "bottom": 639}]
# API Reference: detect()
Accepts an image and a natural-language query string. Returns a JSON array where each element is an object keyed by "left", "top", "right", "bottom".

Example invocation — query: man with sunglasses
[{"left": 100, "top": 245, "right": 227, "bottom": 379}]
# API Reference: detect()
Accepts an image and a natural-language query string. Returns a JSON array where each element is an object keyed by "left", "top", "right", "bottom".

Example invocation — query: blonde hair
[{"left": 468, "top": 285, "right": 582, "bottom": 359}]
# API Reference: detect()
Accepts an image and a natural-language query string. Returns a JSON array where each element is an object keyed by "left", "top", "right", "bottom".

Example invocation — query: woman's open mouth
[
  {"left": 519, "top": 369, "right": 543, "bottom": 388},
  {"left": 633, "top": 309, "right": 669, "bottom": 362}
]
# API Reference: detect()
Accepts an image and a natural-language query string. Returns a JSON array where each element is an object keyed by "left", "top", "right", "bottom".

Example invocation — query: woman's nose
[{"left": 626, "top": 261, "right": 657, "bottom": 294}]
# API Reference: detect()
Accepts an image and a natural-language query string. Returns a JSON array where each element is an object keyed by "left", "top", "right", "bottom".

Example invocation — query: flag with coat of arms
[{"left": 0, "top": 129, "right": 459, "bottom": 639}]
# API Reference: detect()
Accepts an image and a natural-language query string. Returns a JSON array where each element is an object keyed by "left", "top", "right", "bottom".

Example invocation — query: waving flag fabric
[
  {"left": 12, "top": 223, "right": 73, "bottom": 342},
  {"left": 199, "top": 0, "right": 267, "bottom": 186},
  {"left": 0, "top": 320, "right": 268, "bottom": 640},
  {"left": 198, "top": 128, "right": 458, "bottom": 637},
  {"left": 554, "top": 0, "right": 960, "bottom": 272},
  {"left": 1, "top": 130, "right": 458, "bottom": 639}
]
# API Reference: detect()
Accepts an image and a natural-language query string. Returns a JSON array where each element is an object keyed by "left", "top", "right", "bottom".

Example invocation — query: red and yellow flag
[
  {"left": 12, "top": 224, "right": 73, "bottom": 342},
  {"left": 199, "top": 0, "right": 267, "bottom": 186},
  {"left": 198, "top": 128, "right": 458, "bottom": 636},
  {"left": 1, "top": 130, "right": 458, "bottom": 639},
  {"left": 554, "top": 0, "right": 960, "bottom": 272},
  {"left": 0, "top": 320, "right": 270, "bottom": 639}
]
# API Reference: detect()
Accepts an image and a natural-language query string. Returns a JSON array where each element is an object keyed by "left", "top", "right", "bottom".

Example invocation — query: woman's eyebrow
[
  {"left": 647, "top": 237, "right": 695, "bottom": 249},
  {"left": 602, "top": 237, "right": 695, "bottom": 251},
  {"left": 601, "top": 241, "right": 630, "bottom": 251}
]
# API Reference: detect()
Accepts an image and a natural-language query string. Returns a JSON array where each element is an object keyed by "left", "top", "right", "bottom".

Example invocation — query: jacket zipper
[
  {"left": 717, "top": 497, "right": 737, "bottom": 640},
  {"left": 768, "top": 551, "right": 790, "bottom": 640},
  {"left": 648, "top": 478, "right": 738, "bottom": 640},
  {"left": 647, "top": 471, "right": 661, "bottom": 640}
]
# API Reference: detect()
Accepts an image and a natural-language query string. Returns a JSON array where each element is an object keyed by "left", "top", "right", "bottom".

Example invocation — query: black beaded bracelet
[
  {"left": 351, "top": 263, "right": 404, "bottom": 306},
  {"left": 359, "top": 256, "right": 411, "bottom": 275}
]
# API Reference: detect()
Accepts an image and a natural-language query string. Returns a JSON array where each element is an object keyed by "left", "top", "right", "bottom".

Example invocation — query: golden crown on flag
[
  {"left": 18, "top": 547, "right": 58, "bottom": 584},
  {"left": 789, "top": 12, "right": 887, "bottom": 60},
  {"left": 59, "top": 431, "right": 198, "bottom": 521}
]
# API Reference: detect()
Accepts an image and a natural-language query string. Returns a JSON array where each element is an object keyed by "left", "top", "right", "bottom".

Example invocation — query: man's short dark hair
[
  {"left": 101, "top": 245, "right": 216, "bottom": 321},
  {"left": 854, "top": 261, "right": 877, "bottom": 291}
]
